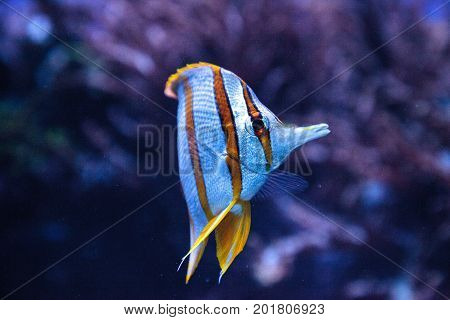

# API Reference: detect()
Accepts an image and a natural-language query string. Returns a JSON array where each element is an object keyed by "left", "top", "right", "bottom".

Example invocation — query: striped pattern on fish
[{"left": 165, "top": 62, "right": 330, "bottom": 282}]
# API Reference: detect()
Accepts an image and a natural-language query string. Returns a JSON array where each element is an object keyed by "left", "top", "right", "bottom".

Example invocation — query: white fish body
[{"left": 165, "top": 63, "right": 330, "bottom": 282}]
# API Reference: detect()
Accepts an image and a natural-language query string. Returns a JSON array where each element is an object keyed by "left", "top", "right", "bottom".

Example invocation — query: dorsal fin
[{"left": 164, "top": 62, "right": 220, "bottom": 99}]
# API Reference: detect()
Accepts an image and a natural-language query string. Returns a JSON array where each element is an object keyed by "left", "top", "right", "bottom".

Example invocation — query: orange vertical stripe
[
  {"left": 241, "top": 80, "right": 272, "bottom": 169},
  {"left": 181, "top": 76, "right": 213, "bottom": 220},
  {"left": 211, "top": 66, "right": 242, "bottom": 199}
]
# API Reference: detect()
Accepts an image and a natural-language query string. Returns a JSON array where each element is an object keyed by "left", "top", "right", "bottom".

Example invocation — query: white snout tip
[
  {"left": 306, "top": 123, "right": 330, "bottom": 138},
  {"left": 295, "top": 123, "right": 330, "bottom": 145}
]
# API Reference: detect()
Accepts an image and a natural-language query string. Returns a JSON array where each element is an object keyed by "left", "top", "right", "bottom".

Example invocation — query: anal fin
[
  {"left": 215, "top": 201, "right": 251, "bottom": 282},
  {"left": 180, "top": 199, "right": 238, "bottom": 273}
]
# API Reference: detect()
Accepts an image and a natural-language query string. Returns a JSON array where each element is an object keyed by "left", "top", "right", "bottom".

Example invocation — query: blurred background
[{"left": 0, "top": 0, "right": 449, "bottom": 299}]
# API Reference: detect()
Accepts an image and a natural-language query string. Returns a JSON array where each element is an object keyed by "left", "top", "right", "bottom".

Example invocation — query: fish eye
[
  {"left": 251, "top": 119, "right": 265, "bottom": 131},
  {"left": 245, "top": 117, "right": 270, "bottom": 136}
]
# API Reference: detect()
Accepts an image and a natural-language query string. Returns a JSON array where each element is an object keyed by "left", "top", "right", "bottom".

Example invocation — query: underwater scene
[{"left": 0, "top": 0, "right": 449, "bottom": 299}]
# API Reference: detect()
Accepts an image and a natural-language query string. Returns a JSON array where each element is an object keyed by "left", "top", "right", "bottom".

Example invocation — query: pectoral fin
[
  {"left": 215, "top": 201, "right": 251, "bottom": 282},
  {"left": 179, "top": 199, "right": 238, "bottom": 274}
]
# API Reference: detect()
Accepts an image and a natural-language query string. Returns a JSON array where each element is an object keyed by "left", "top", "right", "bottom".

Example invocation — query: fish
[{"left": 164, "top": 62, "right": 330, "bottom": 283}]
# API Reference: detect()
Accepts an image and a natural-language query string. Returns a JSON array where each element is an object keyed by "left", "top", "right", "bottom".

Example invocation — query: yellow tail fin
[
  {"left": 179, "top": 199, "right": 238, "bottom": 278},
  {"left": 215, "top": 201, "right": 251, "bottom": 282}
]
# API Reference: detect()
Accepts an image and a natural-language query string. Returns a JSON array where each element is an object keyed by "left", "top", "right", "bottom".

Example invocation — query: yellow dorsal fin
[{"left": 164, "top": 62, "right": 220, "bottom": 99}]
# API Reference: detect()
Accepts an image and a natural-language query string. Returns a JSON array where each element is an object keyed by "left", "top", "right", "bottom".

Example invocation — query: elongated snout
[
  {"left": 294, "top": 123, "right": 330, "bottom": 147},
  {"left": 269, "top": 122, "right": 330, "bottom": 171}
]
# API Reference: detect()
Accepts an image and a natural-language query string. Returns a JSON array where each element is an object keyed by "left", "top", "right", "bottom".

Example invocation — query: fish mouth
[
  {"left": 304, "top": 123, "right": 330, "bottom": 138},
  {"left": 295, "top": 123, "right": 330, "bottom": 145}
]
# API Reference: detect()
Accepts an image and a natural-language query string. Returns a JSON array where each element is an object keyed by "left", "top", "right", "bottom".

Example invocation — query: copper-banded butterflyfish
[{"left": 165, "top": 62, "right": 330, "bottom": 283}]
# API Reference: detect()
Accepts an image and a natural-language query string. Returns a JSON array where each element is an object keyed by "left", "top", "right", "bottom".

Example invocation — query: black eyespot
[{"left": 251, "top": 119, "right": 265, "bottom": 131}]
